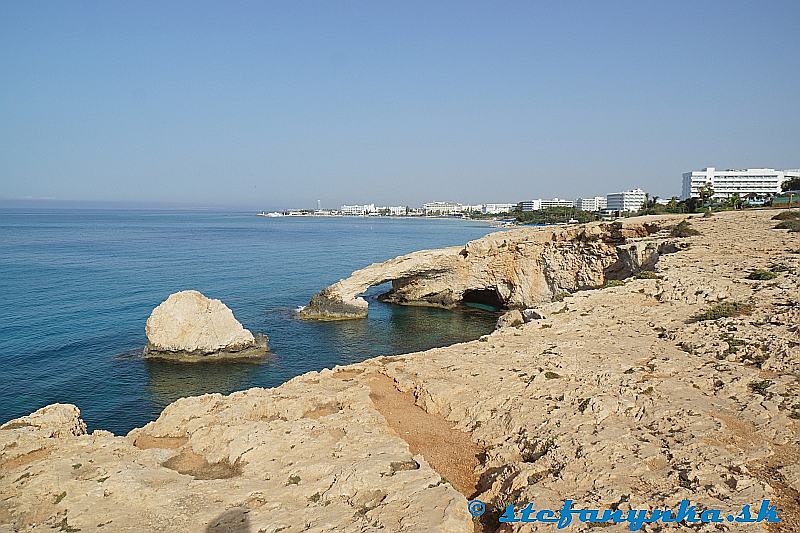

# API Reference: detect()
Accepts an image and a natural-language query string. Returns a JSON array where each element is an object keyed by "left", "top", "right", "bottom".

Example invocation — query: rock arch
[{"left": 299, "top": 221, "right": 674, "bottom": 320}]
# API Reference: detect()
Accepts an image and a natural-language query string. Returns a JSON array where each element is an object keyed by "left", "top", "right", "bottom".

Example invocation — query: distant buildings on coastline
[
  {"left": 518, "top": 191, "right": 647, "bottom": 214},
  {"left": 266, "top": 193, "right": 644, "bottom": 218},
  {"left": 334, "top": 188, "right": 661, "bottom": 218},
  {"left": 260, "top": 166, "right": 798, "bottom": 219}
]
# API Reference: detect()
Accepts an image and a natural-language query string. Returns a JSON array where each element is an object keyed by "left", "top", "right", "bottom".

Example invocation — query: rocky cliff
[
  {"left": 299, "top": 220, "right": 679, "bottom": 320},
  {"left": 1, "top": 210, "right": 798, "bottom": 532}
]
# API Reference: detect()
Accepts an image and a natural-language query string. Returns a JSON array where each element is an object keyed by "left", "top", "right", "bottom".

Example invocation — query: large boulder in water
[{"left": 144, "top": 290, "right": 268, "bottom": 361}]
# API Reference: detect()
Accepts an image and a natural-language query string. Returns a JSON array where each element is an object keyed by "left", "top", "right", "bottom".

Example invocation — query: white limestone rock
[{"left": 144, "top": 290, "right": 268, "bottom": 360}]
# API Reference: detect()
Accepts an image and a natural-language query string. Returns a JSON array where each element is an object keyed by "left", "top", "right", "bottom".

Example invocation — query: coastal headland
[{"left": 1, "top": 209, "right": 798, "bottom": 532}]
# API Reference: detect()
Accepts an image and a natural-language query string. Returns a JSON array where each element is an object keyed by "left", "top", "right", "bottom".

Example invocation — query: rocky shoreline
[{"left": 1, "top": 209, "right": 798, "bottom": 532}]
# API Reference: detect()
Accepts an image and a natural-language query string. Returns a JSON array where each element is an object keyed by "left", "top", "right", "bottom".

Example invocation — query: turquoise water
[{"left": 0, "top": 209, "right": 499, "bottom": 434}]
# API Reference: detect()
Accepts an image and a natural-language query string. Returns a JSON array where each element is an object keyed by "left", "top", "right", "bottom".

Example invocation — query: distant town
[{"left": 258, "top": 167, "right": 800, "bottom": 222}]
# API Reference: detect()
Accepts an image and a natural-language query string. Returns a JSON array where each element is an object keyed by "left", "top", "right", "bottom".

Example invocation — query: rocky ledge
[
  {"left": 0, "top": 210, "right": 798, "bottom": 532},
  {"left": 144, "top": 290, "right": 268, "bottom": 361},
  {"left": 299, "top": 219, "right": 681, "bottom": 320}
]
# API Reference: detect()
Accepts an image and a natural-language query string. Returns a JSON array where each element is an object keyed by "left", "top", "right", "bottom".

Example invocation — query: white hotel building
[
  {"left": 341, "top": 204, "right": 376, "bottom": 216},
  {"left": 379, "top": 206, "right": 407, "bottom": 216},
  {"left": 517, "top": 199, "right": 541, "bottom": 212},
  {"left": 681, "top": 168, "right": 799, "bottom": 200},
  {"left": 482, "top": 203, "right": 515, "bottom": 214},
  {"left": 422, "top": 201, "right": 464, "bottom": 215},
  {"left": 575, "top": 196, "right": 607, "bottom": 212},
  {"left": 606, "top": 188, "right": 647, "bottom": 213},
  {"left": 517, "top": 198, "right": 574, "bottom": 211},
  {"left": 540, "top": 198, "right": 574, "bottom": 209}
]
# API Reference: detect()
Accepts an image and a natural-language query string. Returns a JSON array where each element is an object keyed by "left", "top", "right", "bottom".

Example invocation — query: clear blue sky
[{"left": 1, "top": 1, "right": 798, "bottom": 209}]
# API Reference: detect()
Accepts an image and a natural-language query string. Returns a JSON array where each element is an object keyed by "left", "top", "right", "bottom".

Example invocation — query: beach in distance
[{"left": 0, "top": 209, "right": 500, "bottom": 434}]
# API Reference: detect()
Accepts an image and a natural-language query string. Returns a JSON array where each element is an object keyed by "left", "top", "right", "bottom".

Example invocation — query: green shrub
[
  {"left": 577, "top": 398, "right": 591, "bottom": 412},
  {"left": 552, "top": 291, "right": 572, "bottom": 302},
  {"left": 604, "top": 279, "right": 626, "bottom": 288},
  {"left": 771, "top": 210, "right": 800, "bottom": 220},
  {"left": 774, "top": 219, "right": 800, "bottom": 232},
  {"left": 670, "top": 220, "right": 701, "bottom": 237},
  {"left": 690, "top": 301, "right": 753, "bottom": 322},
  {"left": 720, "top": 333, "right": 746, "bottom": 355},
  {"left": 544, "top": 371, "right": 561, "bottom": 379},
  {"left": 746, "top": 269, "right": 776, "bottom": 280},
  {"left": 703, "top": 209, "right": 713, "bottom": 218},
  {"left": 635, "top": 270, "right": 661, "bottom": 279},
  {"left": 748, "top": 380, "right": 773, "bottom": 396}
]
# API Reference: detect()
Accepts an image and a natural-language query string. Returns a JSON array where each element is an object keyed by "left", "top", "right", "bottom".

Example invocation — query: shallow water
[{"left": 0, "top": 209, "right": 499, "bottom": 434}]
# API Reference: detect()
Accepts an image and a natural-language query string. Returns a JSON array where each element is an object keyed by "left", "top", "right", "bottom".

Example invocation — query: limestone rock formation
[
  {"left": 0, "top": 404, "right": 86, "bottom": 438},
  {"left": 495, "top": 309, "right": 523, "bottom": 329},
  {"left": 300, "top": 220, "right": 681, "bottom": 320},
  {"left": 0, "top": 377, "right": 472, "bottom": 532},
  {"left": 144, "top": 290, "right": 268, "bottom": 360}
]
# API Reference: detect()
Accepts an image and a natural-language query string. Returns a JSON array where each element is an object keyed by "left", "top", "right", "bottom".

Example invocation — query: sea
[{"left": 0, "top": 209, "right": 500, "bottom": 434}]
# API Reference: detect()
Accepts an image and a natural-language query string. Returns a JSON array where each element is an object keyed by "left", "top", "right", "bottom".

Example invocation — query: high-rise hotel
[{"left": 681, "top": 168, "right": 799, "bottom": 200}]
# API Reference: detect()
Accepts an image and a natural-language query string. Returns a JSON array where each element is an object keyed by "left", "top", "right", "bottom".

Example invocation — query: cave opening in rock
[
  {"left": 363, "top": 281, "right": 393, "bottom": 301},
  {"left": 461, "top": 288, "right": 504, "bottom": 311}
]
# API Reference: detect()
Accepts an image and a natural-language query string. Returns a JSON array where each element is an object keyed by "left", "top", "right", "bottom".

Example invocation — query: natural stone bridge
[{"left": 299, "top": 220, "right": 679, "bottom": 320}]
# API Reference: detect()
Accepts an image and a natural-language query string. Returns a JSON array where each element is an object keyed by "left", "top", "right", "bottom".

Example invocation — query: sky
[{"left": 1, "top": 1, "right": 799, "bottom": 209}]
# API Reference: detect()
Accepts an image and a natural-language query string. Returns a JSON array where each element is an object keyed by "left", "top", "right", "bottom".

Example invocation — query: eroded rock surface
[
  {"left": 496, "top": 309, "right": 524, "bottom": 329},
  {"left": 0, "top": 404, "right": 86, "bottom": 439},
  {"left": 1, "top": 210, "right": 798, "bottom": 532},
  {"left": 144, "top": 290, "right": 268, "bottom": 360},
  {"left": 299, "top": 220, "right": 681, "bottom": 320}
]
